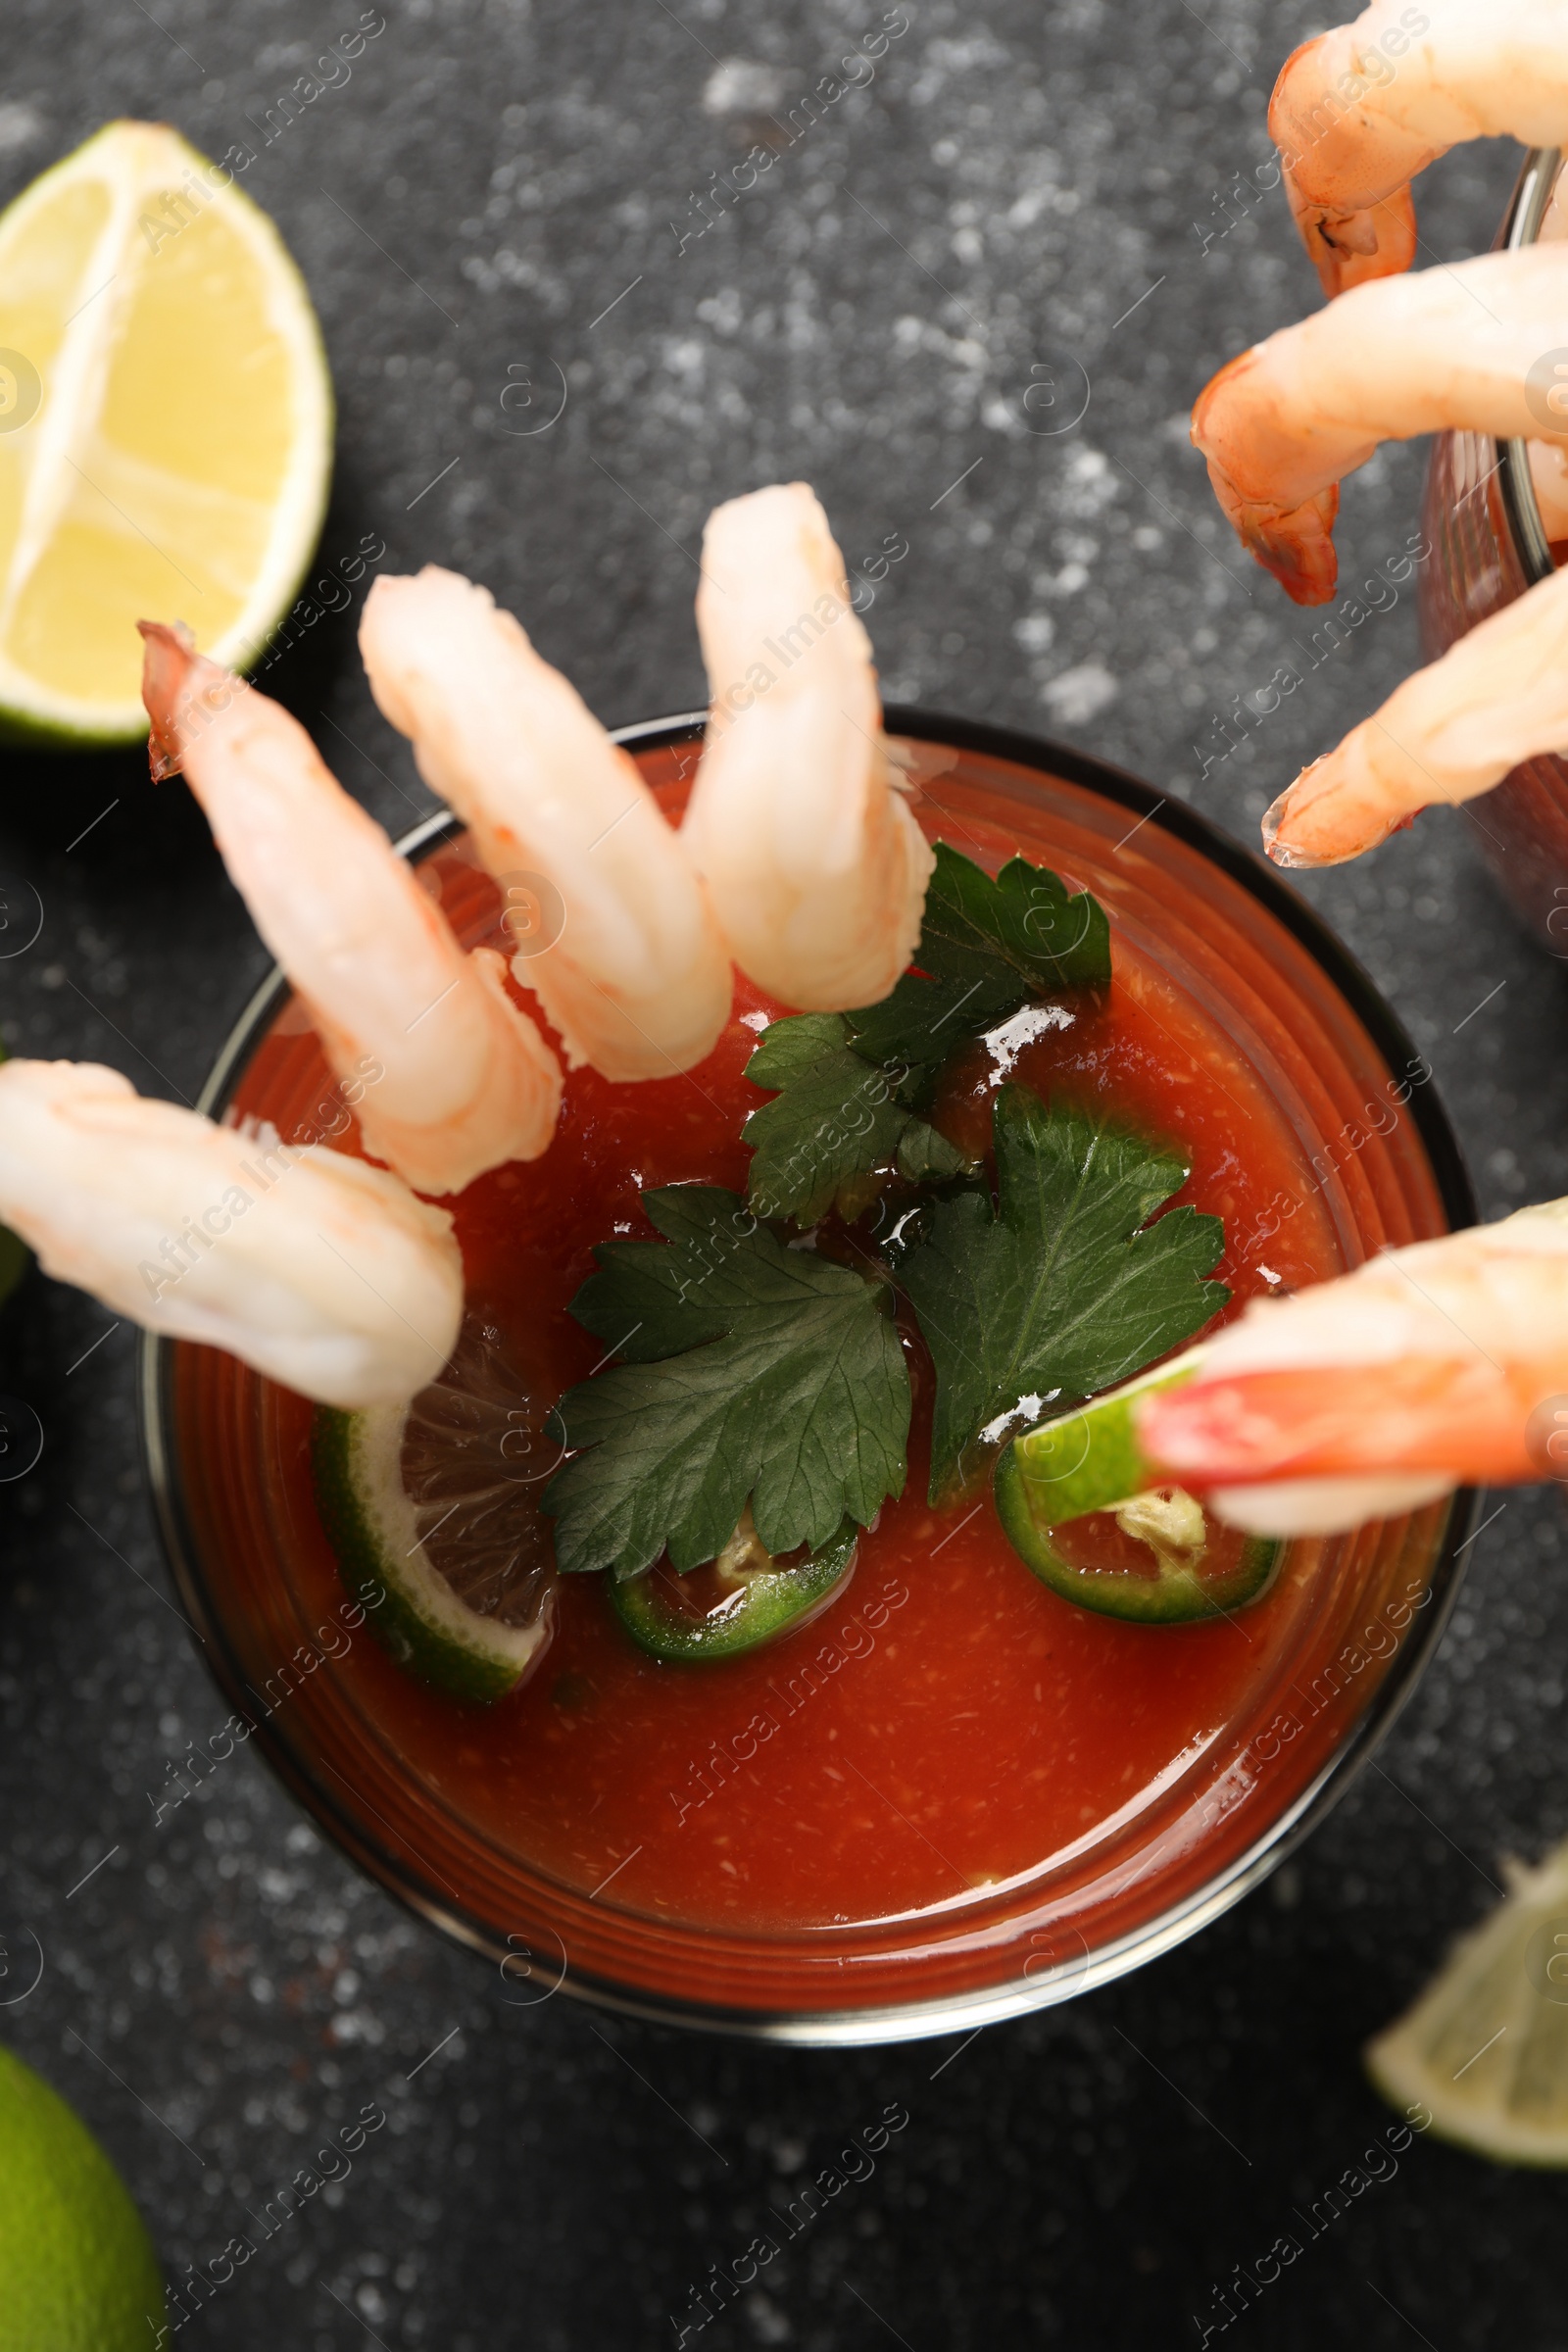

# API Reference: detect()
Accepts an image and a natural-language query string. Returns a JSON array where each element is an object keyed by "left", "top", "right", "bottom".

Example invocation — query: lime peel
[
  {"left": 313, "top": 1402, "right": 551, "bottom": 1705},
  {"left": 0, "top": 2044, "right": 165, "bottom": 2348}
]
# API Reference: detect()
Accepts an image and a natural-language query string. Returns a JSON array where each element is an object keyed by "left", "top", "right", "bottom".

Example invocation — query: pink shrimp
[
  {"left": 0, "top": 1059, "right": 462, "bottom": 1408},
  {"left": 682, "top": 483, "right": 934, "bottom": 1011},
  {"left": 359, "top": 567, "right": 733, "bottom": 1083},
  {"left": 1263, "top": 562, "right": 1568, "bottom": 865},
  {"left": 1273, "top": 0, "right": 1568, "bottom": 298},
  {"left": 140, "top": 624, "right": 561, "bottom": 1195},
  {"left": 1190, "top": 247, "right": 1568, "bottom": 604},
  {"left": 1133, "top": 1201, "right": 1568, "bottom": 1535}
]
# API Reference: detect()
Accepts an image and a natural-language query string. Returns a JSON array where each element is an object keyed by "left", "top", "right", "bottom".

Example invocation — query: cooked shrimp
[
  {"left": 140, "top": 624, "right": 562, "bottom": 1197},
  {"left": 1263, "top": 562, "right": 1568, "bottom": 865},
  {"left": 681, "top": 482, "right": 934, "bottom": 1012},
  {"left": 1190, "top": 246, "right": 1568, "bottom": 603},
  {"left": 0, "top": 1060, "right": 461, "bottom": 1407},
  {"left": 1135, "top": 1200, "right": 1568, "bottom": 1534},
  {"left": 1272, "top": 0, "right": 1568, "bottom": 297},
  {"left": 359, "top": 567, "right": 731, "bottom": 1083}
]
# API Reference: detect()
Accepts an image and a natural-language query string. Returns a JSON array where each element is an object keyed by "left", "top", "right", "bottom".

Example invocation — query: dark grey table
[{"left": 1, "top": 4, "right": 1563, "bottom": 2345}]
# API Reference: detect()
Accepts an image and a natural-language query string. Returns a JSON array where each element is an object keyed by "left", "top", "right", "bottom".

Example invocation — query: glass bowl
[
  {"left": 1421, "top": 145, "right": 1568, "bottom": 951},
  {"left": 141, "top": 711, "right": 1477, "bottom": 2043}
]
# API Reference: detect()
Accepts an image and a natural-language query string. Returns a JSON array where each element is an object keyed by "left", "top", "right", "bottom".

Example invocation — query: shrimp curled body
[
  {"left": 139, "top": 624, "right": 562, "bottom": 1196},
  {"left": 0, "top": 1060, "right": 462, "bottom": 1407},
  {"left": 360, "top": 567, "right": 733, "bottom": 1083},
  {"left": 1273, "top": 0, "right": 1568, "bottom": 296},
  {"left": 682, "top": 483, "right": 934, "bottom": 1012},
  {"left": 1264, "top": 564, "right": 1568, "bottom": 865},
  {"left": 1139, "top": 1200, "right": 1568, "bottom": 1533},
  {"left": 1191, "top": 247, "right": 1568, "bottom": 604}
]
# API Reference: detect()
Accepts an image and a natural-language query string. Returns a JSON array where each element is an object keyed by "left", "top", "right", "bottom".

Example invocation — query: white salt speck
[
  {"left": 1042, "top": 662, "right": 1118, "bottom": 725},
  {"left": 983, "top": 1002, "right": 1074, "bottom": 1076},
  {"left": 703, "top": 58, "right": 791, "bottom": 117}
]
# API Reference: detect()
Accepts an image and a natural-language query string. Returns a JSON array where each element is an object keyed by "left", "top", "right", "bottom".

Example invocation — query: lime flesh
[
  {"left": 1367, "top": 1834, "right": 1568, "bottom": 2166},
  {"left": 0, "top": 121, "right": 331, "bottom": 744},
  {"left": 312, "top": 1316, "right": 557, "bottom": 1704}
]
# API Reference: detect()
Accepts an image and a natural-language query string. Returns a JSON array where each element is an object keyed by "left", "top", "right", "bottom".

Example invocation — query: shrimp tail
[
  {"left": 138, "top": 617, "right": 200, "bottom": 781},
  {"left": 1284, "top": 175, "right": 1420, "bottom": 300},
  {"left": 1271, "top": 29, "right": 1435, "bottom": 298},
  {"left": 1262, "top": 756, "right": 1415, "bottom": 868},
  {"left": 1207, "top": 476, "right": 1342, "bottom": 608},
  {"left": 1132, "top": 1197, "right": 1568, "bottom": 1533},
  {"left": 1263, "top": 563, "right": 1568, "bottom": 866},
  {"left": 1191, "top": 353, "right": 1343, "bottom": 605}
]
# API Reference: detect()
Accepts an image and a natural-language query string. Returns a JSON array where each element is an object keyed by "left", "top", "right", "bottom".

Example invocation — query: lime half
[
  {"left": 1366, "top": 1834, "right": 1568, "bottom": 2166},
  {"left": 313, "top": 1315, "right": 558, "bottom": 1704},
  {"left": 0, "top": 121, "right": 331, "bottom": 743},
  {"left": 0, "top": 2044, "right": 164, "bottom": 2348}
]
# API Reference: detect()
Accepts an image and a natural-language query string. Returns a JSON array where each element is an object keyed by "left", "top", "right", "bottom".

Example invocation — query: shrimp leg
[
  {"left": 1190, "top": 246, "right": 1568, "bottom": 604},
  {"left": 682, "top": 483, "right": 934, "bottom": 1012},
  {"left": 1135, "top": 1200, "right": 1568, "bottom": 1534},
  {"left": 359, "top": 567, "right": 732, "bottom": 1083},
  {"left": 140, "top": 625, "right": 562, "bottom": 1197},
  {"left": 1273, "top": 0, "right": 1568, "bottom": 298},
  {"left": 0, "top": 1059, "right": 462, "bottom": 1407},
  {"left": 1263, "top": 562, "right": 1568, "bottom": 865}
]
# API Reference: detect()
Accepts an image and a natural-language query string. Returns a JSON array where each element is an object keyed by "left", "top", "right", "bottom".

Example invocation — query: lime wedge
[
  {"left": 611, "top": 1509, "right": 858, "bottom": 1661},
  {"left": 0, "top": 2045, "right": 165, "bottom": 2348},
  {"left": 1366, "top": 1834, "right": 1568, "bottom": 2165},
  {"left": 313, "top": 1315, "right": 558, "bottom": 1704},
  {"left": 0, "top": 121, "right": 331, "bottom": 744}
]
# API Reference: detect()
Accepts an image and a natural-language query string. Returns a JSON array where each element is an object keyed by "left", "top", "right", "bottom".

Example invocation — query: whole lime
[{"left": 0, "top": 2045, "right": 165, "bottom": 2349}]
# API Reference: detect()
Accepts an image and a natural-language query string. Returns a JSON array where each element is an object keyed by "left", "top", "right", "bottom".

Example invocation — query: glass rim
[
  {"left": 138, "top": 707, "right": 1482, "bottom": 2044},
  {"left": 1499, "top": 145, "right": 1563, "bottom": 587}
]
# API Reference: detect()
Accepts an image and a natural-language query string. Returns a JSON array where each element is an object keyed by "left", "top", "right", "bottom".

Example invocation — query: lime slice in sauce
[
  {"left": 611, "top": 1508, "right": 858, "bottom": 1663},
  {"left": 312, "top": 1314, "right": 558, "bottom": 1703},
  {"left": 994, "top": 1347, "right": 1282, "bottom": 1622}
]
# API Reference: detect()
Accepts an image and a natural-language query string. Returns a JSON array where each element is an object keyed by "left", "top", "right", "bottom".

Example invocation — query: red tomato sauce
[{"left": 268, "top": 837, "right": 1344, "bottom": 1936}]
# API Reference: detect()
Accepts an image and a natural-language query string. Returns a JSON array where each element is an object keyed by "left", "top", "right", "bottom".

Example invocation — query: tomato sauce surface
[{"left": 272, "top": 835, "right": 1346, "bottom": 1936}]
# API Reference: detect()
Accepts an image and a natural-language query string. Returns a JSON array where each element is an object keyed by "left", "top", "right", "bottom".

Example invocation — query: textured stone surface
[{"left": 0, "top": 2, "right": 1562, "bottom": 2345}]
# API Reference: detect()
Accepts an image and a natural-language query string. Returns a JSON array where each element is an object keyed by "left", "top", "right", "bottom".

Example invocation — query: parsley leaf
[
  {"left": 744, "top": 1016, "right": 972, "bottom": 1223},
  {"left": 742, "top": 844, "right": 1108, "bottom": 1221},
  {"left": 901, "top": 1087, "right": 1229, "bottom": 1499},
  {"left": 542, "top": 1186, "right": 909, "bottom": 1579},
  {"left": 844, "top": 843, "right": 1110, "bottom": 1077},
  {"left": 920, "top": 840, "right": 1110, "bottom": 995}
]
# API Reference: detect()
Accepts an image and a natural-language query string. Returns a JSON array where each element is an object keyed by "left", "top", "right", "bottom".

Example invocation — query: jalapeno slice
[
  {"left": 610, "top": 1515, "right": 858, "bottom": 1661},
  {"left": 994, "top": 1444, "right": 1283, "bottom": 1623}
]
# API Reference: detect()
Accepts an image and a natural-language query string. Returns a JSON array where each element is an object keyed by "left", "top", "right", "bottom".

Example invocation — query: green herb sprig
[{"left": 540, "top": 844, "right": 1226, "bottom": 1579}]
